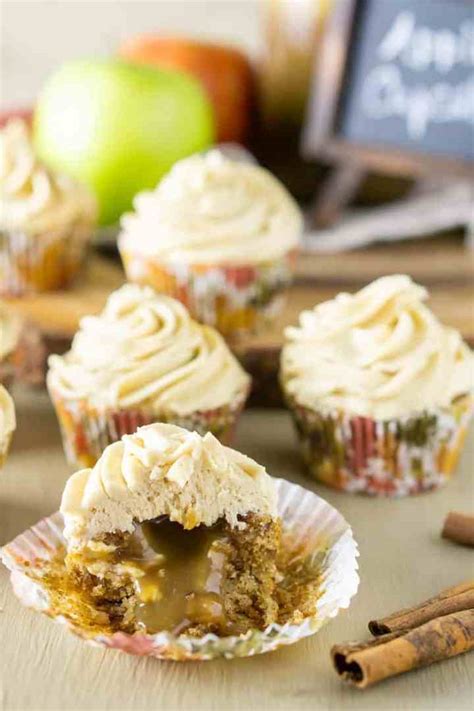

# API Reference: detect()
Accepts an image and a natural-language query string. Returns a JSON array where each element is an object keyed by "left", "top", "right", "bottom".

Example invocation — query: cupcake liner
[
  {"left": 1, "top": 478, "right": 359, "bottom": 661},
  {"left": 49, "top": 386, "right": 250, "bottom": 469},
  {"left": 119, "top": 249, "right": 296, "bottom": 340},
  {"left": 0, "top": 221, "right": 91, "bottom": 295},
  {"left": 1, "top": 323, "right": 46, "bottom": 389},
  {"left": 287, "top": 394, "right": 474, "bottom": 497}
]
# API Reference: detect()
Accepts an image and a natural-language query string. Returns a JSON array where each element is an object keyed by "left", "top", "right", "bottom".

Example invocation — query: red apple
[
  {"left": 119, "top": 36, "right": 254, "bottom": 144},
  {"left": 0, "top": 108, "right": 33, "bottom": 128}
]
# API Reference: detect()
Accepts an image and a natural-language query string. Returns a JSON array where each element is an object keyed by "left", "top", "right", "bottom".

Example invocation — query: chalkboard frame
[{"left": 302, "top": 0, "right": 473, "bottom": 178}]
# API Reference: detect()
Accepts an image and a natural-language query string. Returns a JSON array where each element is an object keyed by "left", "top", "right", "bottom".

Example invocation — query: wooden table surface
[{"left": 1, "top": 388, "right": 473, "bottom": 711}]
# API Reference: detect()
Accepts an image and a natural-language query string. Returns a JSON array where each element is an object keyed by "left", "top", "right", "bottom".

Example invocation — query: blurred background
[
  {"left": 3, "top": 0, "right": 472, "bottom": 237},
  {"left": 2, "top": 1, "right": 261, "bottom": 108}
]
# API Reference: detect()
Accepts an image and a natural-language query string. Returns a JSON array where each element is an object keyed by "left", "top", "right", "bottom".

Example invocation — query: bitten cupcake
[
  {"left": 118, "top": 150, "right": 302, "bottom": 339},
  {"left": 47, "top": 284, "right": 251, "bottom": 468},
  {"left": 0, "top": 385, "right": 15, "bottom": 467},
  {"left": 59, "top": 424, "right": 282, "bottom": 639},
  {"left": 0, "top": 120, "right": 96, "bottom": 294},
  {"left": 281, "top": 275, "right": 474, "bottom": 496}
]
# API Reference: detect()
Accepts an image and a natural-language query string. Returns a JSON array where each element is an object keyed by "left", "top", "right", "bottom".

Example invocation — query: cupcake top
[
  {"left": 119, "top": 150, "right": 302, "bottom": 264},
  {"left": 281, "top": 275, "right": 474, "bottom": 420},
  {"left": 0, "top": 300, "right": 21, "bottom": 362},
  {"left": 0, "top": 385, "right": 15, "bottom": 451},
  {"left": 47, "top": 284, "right": 250, "bottom": 413},
  {"left": 61, "top": 423, "right": 277, "bottom": 547},
  {"left": 0, "top": 119, "right": 96, "bottom": 234}
]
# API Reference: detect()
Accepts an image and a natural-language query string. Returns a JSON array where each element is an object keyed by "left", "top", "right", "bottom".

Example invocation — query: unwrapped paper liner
[
  {"left": 287, "top": 394, "right": 473, "bottom": 496},
  {"left": 1, "top": 478, "right": 359, "bottom": 660},
  {"left": 119, "top": 249, "right": 296, "bottom": 339},
  {"left": 49, "top": 386, "right": 249, "bottom": 469}
]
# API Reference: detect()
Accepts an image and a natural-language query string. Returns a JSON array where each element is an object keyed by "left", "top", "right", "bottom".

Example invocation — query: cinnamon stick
[
  {"left": 369, "top": 581, "right": 474, "bottom": 635},
  {"left": 332, "top": 609, "right": 474, "bottom": 689},
  {"left": 442, "top": 512, "right": 474, "bottom": 547}
]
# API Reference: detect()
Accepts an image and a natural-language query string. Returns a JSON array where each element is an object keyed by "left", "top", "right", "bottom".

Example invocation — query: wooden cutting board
[{"left": 6, "top": 237, "right": 474, "bottom": 347}]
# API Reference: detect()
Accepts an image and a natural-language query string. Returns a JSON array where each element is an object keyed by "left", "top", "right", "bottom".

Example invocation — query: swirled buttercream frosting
[
  {"left": 0, "top": 385, "right": 15, "bottom": 453},
  {"left": 61, "top": 423, "right": 277, "bottom": 546},
  {"left": 0, "top": 300, "right": 21, "bottom": 362},
  {"left": 0, "top": 120, "right": 96, "bottom": 233},
  {"left": 119, "top": 150, "right": 302, "bottom": 264},
  {"left": 281, "top": 275, "right": 474, "bottom": 420},
  {"left": 47, "top": 284, "right": 250, "bottom": 413}
]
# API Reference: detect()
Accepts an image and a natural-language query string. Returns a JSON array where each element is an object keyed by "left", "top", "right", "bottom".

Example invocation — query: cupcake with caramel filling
[
  {"left": 118, "top": 149, "right": 302, "bottom": 340},
  {"left": 281, "top": 275, "right": 474, "bottom": 496},
  {"left": 47, "top": 284, "right": 251, "bottom": 468},
  {"left": 0, "top": 385, "right": 15, "bottom": 467},
  {"left": 0, "top": 120, "right": 96, "bottom": 294},
  {"left": 21, "top": 422, "right": 324, "bottom": 648},
  {"left": 56, "top": 424, "right": 281, "bottom": 638}
]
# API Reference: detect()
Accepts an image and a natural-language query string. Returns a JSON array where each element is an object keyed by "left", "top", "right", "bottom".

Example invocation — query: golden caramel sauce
[
  {"left": 33, "top": 521, "right": 322, "bottom": 640},
  {"left": 127, "top": 519, "right": 231, "bottom": 635}
]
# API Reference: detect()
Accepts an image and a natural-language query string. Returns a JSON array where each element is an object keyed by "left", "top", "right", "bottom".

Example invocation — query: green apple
[{"left": 33, "top": 59, "right": 215, "bottom": 225}]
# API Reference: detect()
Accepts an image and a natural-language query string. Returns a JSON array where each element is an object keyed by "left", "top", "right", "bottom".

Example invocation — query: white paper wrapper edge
[{"left": 1, "top": 478, "right": 359, "bottom": 660}]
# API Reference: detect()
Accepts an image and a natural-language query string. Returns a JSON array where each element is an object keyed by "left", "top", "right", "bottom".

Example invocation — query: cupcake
[
  {"left": 0, "top": 299, "right": 21, "bottom": 386},
  {"left": 0, "top": 120, "right": 96, "bottom": 295},
  {"left": 11, "top": 423, "right": 325, "bottom": 650},
  {"left": 0, "top": 385, "right": 15, "bottom": 467},
  {"left": 47, "top": 284, "right": 251, "bottom": 468},
  {"left": 118, "top": 150, "right": 302, "bottom": 340},
  {"left": 281, "top": 275, "right": 474, "bottom": 496}
]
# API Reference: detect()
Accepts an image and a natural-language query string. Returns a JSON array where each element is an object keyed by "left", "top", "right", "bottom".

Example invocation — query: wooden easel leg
[{"left": 308, "top": 162, "right": 366, "bottom": 228}]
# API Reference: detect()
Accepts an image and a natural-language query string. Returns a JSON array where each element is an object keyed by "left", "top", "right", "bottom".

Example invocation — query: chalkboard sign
[{"left": 303, "top": 0, "right": 474, "bottom": 176}]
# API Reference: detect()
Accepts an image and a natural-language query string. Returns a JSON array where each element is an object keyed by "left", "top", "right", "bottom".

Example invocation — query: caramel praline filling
[
  {"left": 64, "top": 513, "right": 282, "bottom": 637},
  {"left": 132, "top": 519, "right": 231, "bottom": 635}
]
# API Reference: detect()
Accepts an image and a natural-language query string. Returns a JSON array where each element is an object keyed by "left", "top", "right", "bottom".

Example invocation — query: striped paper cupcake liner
[
  {"left": 1, "top": 478, "right": 359, "bottom": 661},
  {"left": 119, "top": 249, "right": 296, "bottom": 340},
  {"left": 287, "top": 395, "right": 473, "bottom": 497},
  {"left": 48, "top": 386, "right": 250, "bottom": 469},
  {"left": 0, "top": 221, "right": 91, "bottom": 295}
]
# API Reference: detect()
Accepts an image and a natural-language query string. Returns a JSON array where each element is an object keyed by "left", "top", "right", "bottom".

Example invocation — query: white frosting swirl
[
  {"left": 0, "top": 301, "right": 21, "bottom": 362},
  {"left": 0, "top": 385, "right": 15, "bottom": 457},
  {"left": 119, "top": 150, "right": 302, "bottom": 264},
  {"left": 281, "top": 275, "right": 474, "bottom": 420},
  {"left": 61, "top": 423, "right": 277, "bottom": 546},
  {"left": 0, "top": 120, "right": 96, "bottom": 233},
  {"left": 48, "top": 284, "right": 250, "bottom": 414}
]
